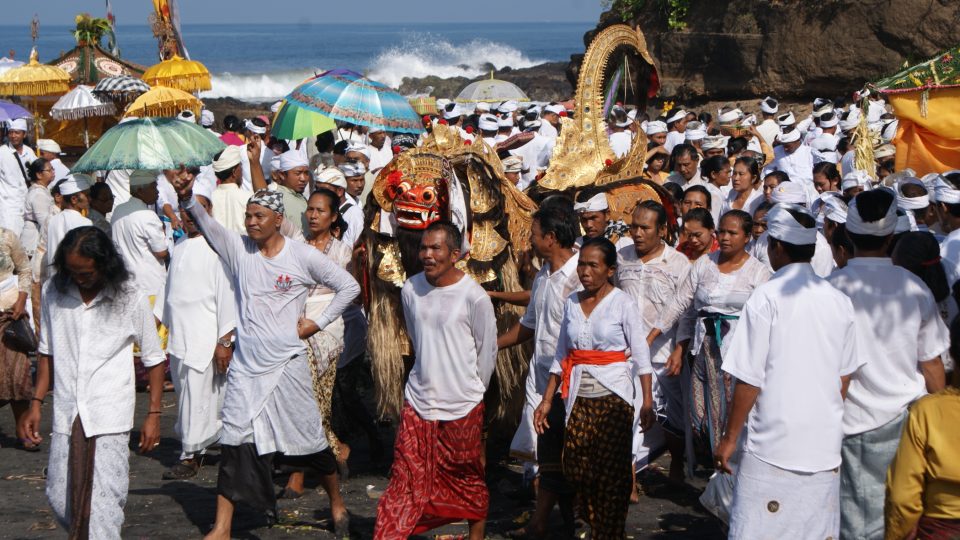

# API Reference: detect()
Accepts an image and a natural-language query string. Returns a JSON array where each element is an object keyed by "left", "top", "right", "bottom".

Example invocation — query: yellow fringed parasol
[
  {"left": 141, "top": 54, "right": 211, "bottom": 93},
  {"left": 0, "top": 48, "right": 71, "bottom": 141},
  {"left": 124, "top": 85, "right": 202, "bottom": 118}
]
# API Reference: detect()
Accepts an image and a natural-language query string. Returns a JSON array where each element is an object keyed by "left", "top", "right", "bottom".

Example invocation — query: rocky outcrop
[
  {"left": 397, "top": 62, "right": 573, "bottom": 102},
  {"left": 570, "top": 0, "right": 960, "bottom": 102}
]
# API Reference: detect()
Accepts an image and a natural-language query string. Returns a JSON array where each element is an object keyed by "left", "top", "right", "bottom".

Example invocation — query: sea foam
[{"left": 199, "top": 34, "right": 544, "bottom": 102}]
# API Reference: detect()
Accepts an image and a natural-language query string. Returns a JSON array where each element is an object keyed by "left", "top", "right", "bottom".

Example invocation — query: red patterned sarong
[{"left": 374, "top": 401, "right": 487, "bottom": 539}]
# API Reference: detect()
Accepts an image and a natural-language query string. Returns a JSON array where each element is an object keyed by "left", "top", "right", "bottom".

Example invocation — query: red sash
[{"left": 560, "top": 349, "right": 627, "bottom": 399}]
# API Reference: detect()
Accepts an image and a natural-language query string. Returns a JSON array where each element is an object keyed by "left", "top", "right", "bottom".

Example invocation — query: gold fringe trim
[
  {"left": 0, "top": 80, "right": 70, "bottom": 97},
  {"left": 144, "top": 74, "right": 212, "bottom": 93},
  {"left": 125, "top": 101, "right": 202, "bottom": 118}
]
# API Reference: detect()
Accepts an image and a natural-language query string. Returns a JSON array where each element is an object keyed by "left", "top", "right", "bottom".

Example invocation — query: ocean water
[{"left": 0, "top": 22, "right": 592, "bottom": 101}]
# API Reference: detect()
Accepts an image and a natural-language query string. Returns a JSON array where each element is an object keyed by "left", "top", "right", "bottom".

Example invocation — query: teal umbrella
[
  {"left": 271, "top": 99, "right": 337, "bottom": 140},
  {"left": 71, "top": 117, "right": 226, "bottom": 173}
]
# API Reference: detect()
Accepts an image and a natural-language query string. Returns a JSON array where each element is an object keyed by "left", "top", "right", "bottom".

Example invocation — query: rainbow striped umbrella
[{"left": 284, "top": 69, "right": 423, "bottom": 134}]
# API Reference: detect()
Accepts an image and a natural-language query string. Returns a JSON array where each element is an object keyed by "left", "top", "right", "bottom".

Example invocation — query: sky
[{"left": 4, "top": 0, "right": 604, "bottom": 25}]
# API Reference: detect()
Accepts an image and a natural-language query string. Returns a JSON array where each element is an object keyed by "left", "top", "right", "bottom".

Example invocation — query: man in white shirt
[
  {"left": 210, "top": 146, "right": 253, "bottom": 233},
  {"left": 663, "top": 109, "right": 688, "bottom": 154},
  {"left": 539, "top": 103, "right": 564, "bottom": 141},
  {"left": 608, "top": 106, "right": 633, "bottom": 158},
  {"left": 827, "top": 189, "right": 948, "bottom": 540},
  {"left": 750, "top": 181, "right": 836, "bottom": 277},
  {"left": 477, "top": 113, "right": 500, "bottom": 147},
  {"left": 44, "top": 175, "right": 94, "bottom": 281},
  {"left": 111, "top": 170, "right": 169, "bottom": 299},
  {"left": 366, "top": 127, "right": 393, "bottom": 176},
  {"left": 573, "top": 192, "right": 634, "bottom": 250},
  {"left": 36, "top": 139, "right": 71, "bottom": 181},
  {"left": 755, "top": 97, "right": 780, "bottom": 148},
  {"left": 716, "top": 203, "right": 860, "bottom": 539},
  {"left": 159, "top": 192, "right": 236, "bottom": 480},
  {"left": 375, "top": 221, "right": 497, "bottom": 540},
  {"left": 0, "top": 118, "right": 37, "bottom": 235},
  {"left": 497, "top": 205, "right": 581, "bottom": 538},
  {"left": 337, "top": 161, "right": 367, "bottom": 247},
  {"left": 21, "top": 226, "right": 165, "bottom": 539},
  {"left": 664, "top": 144, "right": 705, "bottom": 188},
  {"left": 172, "top": 179, "right": 359, "bottom": 540},
  {"left": 620, "top": 201, "right": 691, "bottom": 481},
  {"left": 765, "top": 128, "right": 815, "bottom": 185}
]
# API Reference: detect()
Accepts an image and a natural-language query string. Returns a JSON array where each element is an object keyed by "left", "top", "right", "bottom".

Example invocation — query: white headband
[
  {"left": 778, "top": 128, "right": 801, "bottom": 143},
  {"left": 701, "top": 135, "right": 729, "bottom": 151},
  {"left": 760, "top": 97, "right": 779, "bottom": 114},
  {"left": 718, "top": 108, "right": 742, "bottom": 124},
  {"left": 645, "top": 120, "right": 668, "bottom": 135},
  {"left": 574, "top": 192, "right": 608, "bottom": 213},
  {"left": 934, "top": 172, "right": 960, "bottom": 204},
  {"left": 896, "top": 178, "right": 929, "bottom": 210},
  {"left": 770, "top": 181, "right": 807, "bottom": 204},
  {"left": 821, "top": 194, "right": 848, "bottom": 224},
  {"left": 766, "top": 203, "right": 817, "bottom": 245},
  {"left": 777, "top": 112, "right": 796, "bottom": 126},
  {"left": 841, "top": 169, "right": 874, "bottom": 192},
  {"left": 666, "top": 109, "right": 687, "bottom": 124},
  {"left": 478, "top": 114, "right": 499, "bottom": 131},
  {"left": 244, "top": 119, "right": 266, "bottom": 135},
  {"left": 846, "top": 189, "right": 898, "bottom": 236}
]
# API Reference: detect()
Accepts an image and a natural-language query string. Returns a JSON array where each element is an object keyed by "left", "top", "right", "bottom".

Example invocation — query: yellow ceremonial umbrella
[
  {"left": 124, "top": 85, "right": 202, "bottom": 118},
  {"left": 0, "top": 48, "right": 71, "bottom": 141},
  {"left": 141, "top": 54, "right": 212, "bottom": 93}
]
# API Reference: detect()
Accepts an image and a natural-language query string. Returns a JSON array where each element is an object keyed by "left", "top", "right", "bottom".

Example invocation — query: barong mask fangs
[{"left": 378, "top": 153, "right": 450, "bottom": 230}]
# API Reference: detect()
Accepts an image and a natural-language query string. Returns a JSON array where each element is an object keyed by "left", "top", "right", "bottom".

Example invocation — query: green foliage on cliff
[{"left": 602, "top": 0, "right": 690, "bottom": 30}]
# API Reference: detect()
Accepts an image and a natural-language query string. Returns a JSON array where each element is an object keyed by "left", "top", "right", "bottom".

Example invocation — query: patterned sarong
[
  {"left": 917, "top": 516, "right": 960, "bottom": 540},
  {"left": 687, "top": 331, "right": 732, "bottom": 470},
  {"left": 563, "top": 394, "right": 634, "bottom": 539},
  {"left": 374, "top": 402, "right": 487, "bottom": 539},
  {"left": 304, "top": 329, "right": 343, "bottom": 459}
]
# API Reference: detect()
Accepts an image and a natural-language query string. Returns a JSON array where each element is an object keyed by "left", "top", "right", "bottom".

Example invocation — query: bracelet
[
  {"left": 30, "top": 397, "right": 43, "bottom": 404},
  {"left": 148, "top": 410, "right": 162, "bottom": 415}
]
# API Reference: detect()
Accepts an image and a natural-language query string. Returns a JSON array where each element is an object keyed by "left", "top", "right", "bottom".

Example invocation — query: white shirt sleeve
[
  {"left": 622, "top": 295, "right": 653, "bottom": 376},
  {"left": 134, "top": 291, "right": 166, "bottom": 368},
  {"left": 917, "top": 291, "right": 950, "bottom": 363},
  {"left": 142, "top": 214, "right": 169, "bottom": 254},
  {"left": 303, "top": 248, "right": 360, "bottom": 330},
  {"left": 721, "top": 292, "right": 772, "bottom": 388},
  {"left": 656, "top": 260, "right": 699, "bottom": 333},
  {"left": 549, "top": 303, "right": 572, "bottom": 377},
  {"left": 472, "top": 292, "right": 499, "bottom": 388}
]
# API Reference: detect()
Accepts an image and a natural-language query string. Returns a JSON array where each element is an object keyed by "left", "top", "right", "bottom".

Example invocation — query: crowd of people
[{"left": 0, "top": 88, "right": 956, "bottom": 540}]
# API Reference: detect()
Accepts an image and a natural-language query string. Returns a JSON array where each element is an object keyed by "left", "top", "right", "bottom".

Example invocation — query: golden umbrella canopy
[
  {"left": 141, "top": 54, "right": 212, "bottom": 93},
  {"left": 0, "top": 48, "right": 72, "bottom": 140},
  {"left": 124, "top": 85, "right": 202, "bottom": 118}
]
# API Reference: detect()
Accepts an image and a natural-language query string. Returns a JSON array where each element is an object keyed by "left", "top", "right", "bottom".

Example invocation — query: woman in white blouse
[
  {"left": 724, "top": 156, "right": 764, "bottom": 216},
  {"left": 649, "top": 210, "right": 771, "bottom": 473},
  {"left": 534, "top": 238, "right": 654, "bottom": 538}
]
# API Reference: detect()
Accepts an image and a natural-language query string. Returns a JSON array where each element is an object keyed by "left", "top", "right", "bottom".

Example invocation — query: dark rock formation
[
  {"left": 397, "top": 62, "right": 574, "bottom": 102},
  {"left": 570, "top": 0, "right": 960, "bottom": 102}
]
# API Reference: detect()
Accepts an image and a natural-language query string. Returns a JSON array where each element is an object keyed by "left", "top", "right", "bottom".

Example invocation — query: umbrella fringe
[
  {"left": 50, "top": 104, "right": 118, "bottom": 121},
  {"left": 0, "top": 81, "right": 70, "bottom": 96},
  {"left": 127, "top": 102, "right": 201, "bottom": 118},
  {"left": 143, "top": 74, "right": 212, "bottom": 93}
]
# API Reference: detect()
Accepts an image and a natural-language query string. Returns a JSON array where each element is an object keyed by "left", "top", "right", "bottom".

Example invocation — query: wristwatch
[{"left": 217, "top": 335, "right": 235, "bottom": 348}]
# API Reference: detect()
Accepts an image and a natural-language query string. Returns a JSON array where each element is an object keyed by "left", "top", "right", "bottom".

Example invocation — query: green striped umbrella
[
  {"left": 271, "top": 99, "right": 337, "bottom": 140},
  {"left": 71, "top": 116, "right": 225, "bottom": 173}
]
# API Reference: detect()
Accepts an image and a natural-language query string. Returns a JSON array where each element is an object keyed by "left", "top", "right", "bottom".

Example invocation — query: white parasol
[{"left": 50, "top": 85, "right": 117, "bottom": 147}]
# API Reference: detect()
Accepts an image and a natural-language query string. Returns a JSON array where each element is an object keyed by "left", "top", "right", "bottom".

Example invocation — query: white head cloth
[
  {"left": 502, "top": 155, "right": 523, "bottom": 173},
  {"left": 746, "top": 137, "right": 763, "bottom": 155},
  {"left": 778, "top": 128, "right": 801, "bottom": 144},
  {"left": 933, "top": 171, "right": 960, "bottom": 204},
  {"left": 645, "top": 120, "right": 667, "bottom": 135},
  {"left": 841, "top": 169, "right": 874, "bottom": 191},
  {"left": 685, "top": 121, "right": 706, "bottom": 141},
  {"left": 475, "top": 102, "right": 491, "bottom": 113},
  {"left": 478, "top": 114, "right": 499, "bottom": 131},
  {"left": 701, "top": 135, "right": 729, "bottom": 151},
  {"left": 269, "top": 154, "right": 281, "bottom": 172},
  {"left": 666, "top": 109, "right": 687, "bottom": 124},
  {"left": 846, "top": 188, "right": 898, "bottom": 236},
  {"left": 574, "top": 192, "right": 608, "bottom": 213},
  {"left": 896, "top": 178, "right": 929, "bottom": 210},
  {"left": 443, "top": 104, "right": 463, "bottom": 120},
  {"left": 766, "top": 203, "right": 817, "bottom": 245},
  {"left": 770, "top": 181, "right": 807, "bottom": 204},
  {"left": 193, "top": 181, "right": 214, "bottom": 201},
  {"left": 881, "top": 119, "right": 899, "bottom": 143},
  {"left": 497, "top": 115, "right": 514, "bottom": 128},
  {"left": 7, "top": 118, "right": 27, "bottom": 131},
  {"left": 315, "top": 166, "right": 347, "bottom": 188},
  {"left": 839, "top": 110, "right": 860, "bottom": 132},
  {"left": 717, "top": 108, "right": 742, "bottom": 124},
  {"left": 278, "top": 150, "right": 308, "bottom": 171},
  {"left": 129, "top": 169, "right": 159, "bottom": 187},
  {"left": 499, "top": 100, "right": 518, "bottom": 113},
  {"left": 178, "top": 110, "right": 196, "bottom": 123},
  {"left": 213, "top": 145, "right": 243, "bottom": 172},
  {"left": 37, "top": 139, "right": 61, "bottom": 154},
  {"left": 244, "top": 119, "right": 266, "bottom": 135},
  {"left": 741, "top": 113, "right": 757, "bottom": 127},
  {"left": 544, "top": 103, "right": 565, "bottom": 115},
  {"left": 874, "top": 144, "right": 896, "bottom": 160},
  {"left": 200, "top": 109, "right": 215, "bottom": 127},
  {"left": 345, "top": 142, "right": 371, "bottom": 160},
  {"left": 338, "top": 160, "right": 367, "bottom": 177},
  {"left": 821, "top": 193, "right": 848, "bottom": 224},
  {"left": 60, "top": 174, "right": 93, "bottom": 196},
  {"left": 760, "top": 97, "right": 779, "bottom": 114},
  {"left": 627, "top": 109, "right": 638, "bottom": 121},
  {"left": 777, "top": 112, "right": 796, "bottom": 127},
  {"left": 819, "top": 113, "right": 839, "bottom": 128}
]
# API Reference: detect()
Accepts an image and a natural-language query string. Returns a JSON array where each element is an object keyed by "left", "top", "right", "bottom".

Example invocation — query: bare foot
[{"left": 203, "top": 526, "right": 230, "bottom": 540}]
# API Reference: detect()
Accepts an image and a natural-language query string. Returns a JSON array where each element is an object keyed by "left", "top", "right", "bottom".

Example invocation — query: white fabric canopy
[{"left": 50, "top": 85, "right": 117, "bottom": 121}]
